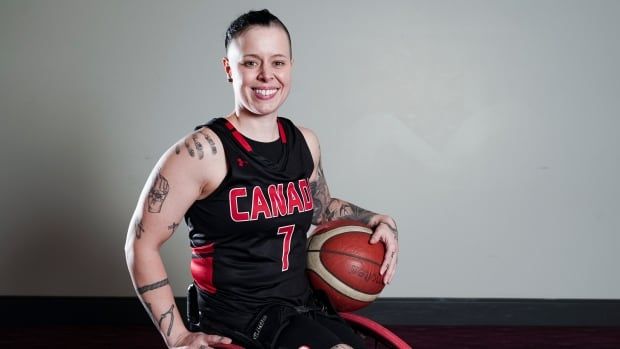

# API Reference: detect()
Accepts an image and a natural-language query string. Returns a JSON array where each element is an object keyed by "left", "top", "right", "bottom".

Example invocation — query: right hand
[{"left": 170, "top": 330, "right": 233, "bottom": 349}]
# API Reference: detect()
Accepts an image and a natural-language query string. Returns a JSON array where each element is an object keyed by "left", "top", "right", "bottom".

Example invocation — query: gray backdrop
[{"left": 1, "top": 0, "right": 619, "bottom": 298}]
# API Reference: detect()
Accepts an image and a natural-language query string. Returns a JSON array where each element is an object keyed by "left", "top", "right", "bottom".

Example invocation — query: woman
[{"left": 125, "top": 9, "right": 399, "bottom": 349}]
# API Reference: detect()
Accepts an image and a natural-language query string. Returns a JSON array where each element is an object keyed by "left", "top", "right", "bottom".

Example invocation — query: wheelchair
[{"left": 186, "top": 284, "right": 412, "bottom": 349}]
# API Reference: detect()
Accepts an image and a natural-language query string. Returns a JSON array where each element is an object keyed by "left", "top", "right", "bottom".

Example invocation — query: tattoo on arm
[
  {"left": 310, "top": 159, "right": 333, "bottom": 225},
  {"left": 309, "top": 159, "right": 376, "bottom": 225},
  {"left": 158, "top": 304, "right": 175, "bottom": 337},
  {"left": 145, "top": 301, "right": 153, "bottom": 316},
  {"left": 199, "top": 130, "right": 217, "bottom": 155},
  {"left": 135, "top": 218, "right": 145, "bottom": 239},
  {"left": 137, "top": 278, "right": 170, "bottom": 295},
  {"left": 167, "top": 222, "right": 179, "bottom": 236},
  {"left": 331, "top": 200, "right": 375, "bottom": 225},
  {"left": 147, "top": 173, "right": 169, "bottom": 213}
]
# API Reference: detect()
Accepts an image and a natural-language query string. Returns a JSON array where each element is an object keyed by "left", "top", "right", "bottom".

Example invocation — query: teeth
[{"left": 254, "top": 89, "right": 277, "bottom": 96}]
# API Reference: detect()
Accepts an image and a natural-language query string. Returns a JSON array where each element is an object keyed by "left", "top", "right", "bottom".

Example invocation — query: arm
[
  {"left": 300, "top": 127, "right": 399, "bottom": 285},
  {"left": 124, "top": 129, "right": 231, "bottom": 349}
]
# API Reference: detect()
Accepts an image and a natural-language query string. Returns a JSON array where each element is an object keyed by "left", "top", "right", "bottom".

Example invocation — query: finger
[
  {"left": 379, "top": 238, "right": 397, "bottom": 274},
  {"left": 386, "top": 254, "right": 398, "bottom": 284},
  {"left": 388, "top": 260, "right": 397, "bottom": 283},
  {"left": 379, "top": 248, "right": 394, "bottom": 276},
  {"left": 206, "top": 335, "right": 231, "bottom": 344},
  {"left": 382, "top": 244, "right": 398, "bottom": 279},
  {"left": 369, "top": 230, "right": 382, "bottom": 244}
]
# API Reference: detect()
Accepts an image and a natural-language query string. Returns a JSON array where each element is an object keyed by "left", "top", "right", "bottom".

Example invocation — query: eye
[
  {"left": 243, "top": 61, "right": 258, "bottom": 67},
  {"left": 273, "top": 61, "right": 286, "bottom": 67}
]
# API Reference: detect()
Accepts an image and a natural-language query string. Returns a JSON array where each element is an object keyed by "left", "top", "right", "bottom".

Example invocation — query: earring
[{"left": 228, "top": 77, "right": 233, "bottom": 83}]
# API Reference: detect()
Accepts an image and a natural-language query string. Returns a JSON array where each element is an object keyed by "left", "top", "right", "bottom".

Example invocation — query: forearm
[
  {"left": 309, "top": 160, "right": 387, "bottom": 224},
  {"left": 125, "top": 245, "right": 188, "bottom": 348},
  {"left": 316, "top": 197, "right": 376, "bottom": 225}
]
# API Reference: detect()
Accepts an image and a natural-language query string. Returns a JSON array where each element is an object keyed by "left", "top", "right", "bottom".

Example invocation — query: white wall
[{"left": 1, "top": 0, "right": 619, "bottom": 298}]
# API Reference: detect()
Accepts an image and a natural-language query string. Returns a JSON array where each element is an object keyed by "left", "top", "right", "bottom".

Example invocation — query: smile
[{"left": 252, "top": 88, "right": 279, "bottom": 100}]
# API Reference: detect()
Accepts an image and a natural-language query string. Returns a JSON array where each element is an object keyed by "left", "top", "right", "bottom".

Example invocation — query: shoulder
[
  {"left": 296, "top": 125, "right": 320, "bottom": 165},
  {"left": 296, "top": 125, "right": 319, "bottom": 150},
  {"left": 158, "top": 127, "right": 226, "bottom": 195}
]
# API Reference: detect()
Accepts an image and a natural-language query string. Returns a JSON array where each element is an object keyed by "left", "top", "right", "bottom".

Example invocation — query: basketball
[{"left": 306, "top": 219, "right": 386, "bottom": 312}]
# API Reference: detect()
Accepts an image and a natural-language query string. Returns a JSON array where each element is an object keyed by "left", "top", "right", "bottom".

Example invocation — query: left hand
[{"left": 368, "top": 215, "right": 399, "bottom": 284}]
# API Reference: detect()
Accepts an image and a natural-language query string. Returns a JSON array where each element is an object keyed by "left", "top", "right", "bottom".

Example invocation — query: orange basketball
[{"left": 306, "top": 220, "right": 385, "bottom": 312}]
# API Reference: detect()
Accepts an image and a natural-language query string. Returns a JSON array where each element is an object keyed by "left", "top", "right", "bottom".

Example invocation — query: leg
[
  {"left": 274, "top": 314, "right": 365, "bottom": 349},
  {"left": 313, "top": 313, "right": 366, "bottom": 349}
]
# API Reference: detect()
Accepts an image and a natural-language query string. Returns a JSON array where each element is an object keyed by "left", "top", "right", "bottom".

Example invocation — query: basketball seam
[
  {"left": 307, "top": 270, "right": 367, "bottom": 308},
  {"left": 306, "top": 249, "right": 382, "bottom": 267},
  {"left": 307, "top": 251, "right": 380, "bottom": 302},
  {"left": 307, "top": 225, "right": 373, "bottom": 250}
]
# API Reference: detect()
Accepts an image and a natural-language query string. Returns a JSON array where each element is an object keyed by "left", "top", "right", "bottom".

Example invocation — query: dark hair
[{"left": 225, "top": 9, "right": 292, "bottom": 57}]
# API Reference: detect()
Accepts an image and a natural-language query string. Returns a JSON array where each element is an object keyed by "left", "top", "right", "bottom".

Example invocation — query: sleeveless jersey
[{"left": 185, "top": 117, "right": 315, "bottom": 320}]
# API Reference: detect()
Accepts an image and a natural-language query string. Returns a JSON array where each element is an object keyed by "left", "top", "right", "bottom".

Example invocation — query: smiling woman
[
  {"left": 224, "top": 21, "right": 293, "bottom": 131},
  {"left": 124, "top": 9, "right": 399, "bottom": 349}
]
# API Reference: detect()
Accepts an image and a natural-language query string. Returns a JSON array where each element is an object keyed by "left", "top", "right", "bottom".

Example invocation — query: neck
[{"left": 227, "top": 109, "right": 279, "bottom": 142}]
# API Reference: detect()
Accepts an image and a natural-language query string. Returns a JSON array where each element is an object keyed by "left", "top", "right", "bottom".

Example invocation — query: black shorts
[
  {"left": 197, "top": 292, "right": 364, "bottom": 349},
  {"left": 273, "top": 310, "right": 365, "bottom": 349}
]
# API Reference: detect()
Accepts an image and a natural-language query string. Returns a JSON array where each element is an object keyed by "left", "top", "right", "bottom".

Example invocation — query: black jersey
[{"left": 185, "top": 117, "right": 315, "bottom": 321}]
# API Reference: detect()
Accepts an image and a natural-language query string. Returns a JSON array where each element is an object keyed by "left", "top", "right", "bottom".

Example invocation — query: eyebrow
[{"left": 242, "top": 54, "right": 289, "bottom": 59}]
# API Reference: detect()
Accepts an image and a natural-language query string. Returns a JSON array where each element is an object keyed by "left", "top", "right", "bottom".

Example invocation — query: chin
[{"left": 247, "top": 99, "right": 285, "bottom": 116}]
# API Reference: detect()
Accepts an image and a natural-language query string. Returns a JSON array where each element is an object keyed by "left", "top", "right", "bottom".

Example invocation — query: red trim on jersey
[
  {"left": 191, "top": 242, "right": 216, "bottom": 293},
  {"left": 223, "top": 118, "right": 287, "bottom": 151},
  {"left": 223, "top": 119, "right": 253, "bottom": 152},
  {"left": 277, "top": 120, "right": 287, "bottom": 144}
]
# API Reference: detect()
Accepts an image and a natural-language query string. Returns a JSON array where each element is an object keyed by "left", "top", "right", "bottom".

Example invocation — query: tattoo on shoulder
[
  {"left": 147, "top": 173, "right": 169, "bottom": 213},
  {"left": 192, "top": 134, "right": 204, "bottom": 160},
  {"left": 198, "top": 129, "right": 217, "bottom": 155},
  {"left": 158, "top": 304, "right": 175, "bottom": 337},
  {"left": 177, "top": 130, "right": 215, "bottom": 159},
  {"left": 184, "top": 139, "right": 195, "bottom": 157},
  {"left": 137, "top": 278, "right": 170, "bottom": 295}
]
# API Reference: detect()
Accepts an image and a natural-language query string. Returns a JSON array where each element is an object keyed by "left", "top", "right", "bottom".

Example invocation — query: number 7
[{"left": 277, "top": 225, "right": 295, "bottom": 271}]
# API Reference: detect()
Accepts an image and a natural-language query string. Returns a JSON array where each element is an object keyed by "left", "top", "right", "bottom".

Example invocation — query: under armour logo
[{"left": 236, "top": 157, "right": 248, "bottom": 168}]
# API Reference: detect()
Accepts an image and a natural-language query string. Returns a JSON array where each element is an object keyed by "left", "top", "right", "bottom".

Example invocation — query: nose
[{"left": 257, "top": 64, "right": 274, "bottom": 82}]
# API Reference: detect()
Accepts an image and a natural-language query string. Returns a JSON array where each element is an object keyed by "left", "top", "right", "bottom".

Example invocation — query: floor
[{"left": 1, "top": 325, "right": 619, "bottom": 348}]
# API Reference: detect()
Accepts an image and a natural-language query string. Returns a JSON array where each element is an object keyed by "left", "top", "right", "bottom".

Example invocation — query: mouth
[{"left": 252, "top": 87, "right": 279, "bottom": 100}]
